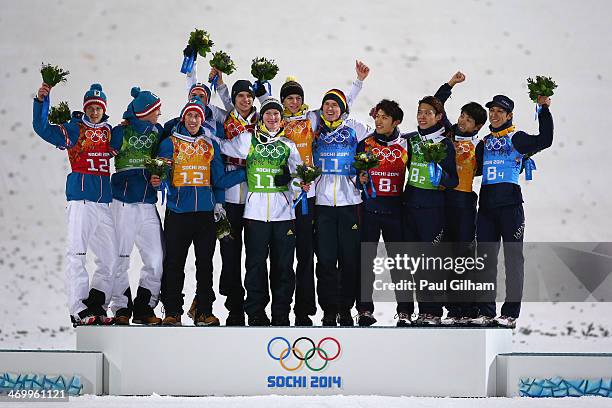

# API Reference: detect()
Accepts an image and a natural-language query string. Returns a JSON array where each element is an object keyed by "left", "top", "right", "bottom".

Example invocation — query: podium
[{"left": 76, "top": 326, "right": 512, "bottom": 397}]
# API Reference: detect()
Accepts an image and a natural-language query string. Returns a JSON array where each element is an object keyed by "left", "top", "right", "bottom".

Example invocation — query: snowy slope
[{"left": 0, "top": 0, "right": 611, "bottom": 352}]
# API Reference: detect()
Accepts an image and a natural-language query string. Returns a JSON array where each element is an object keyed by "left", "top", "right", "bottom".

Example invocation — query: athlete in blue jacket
[
  {"left": 152, "top": 97, "right": 244, "bottom": 326},
  {"left": 475, "top": 94, "right": 553, "bottom": 328},
  {"left": 108, "top": 87, "right": 165, "bottom": 325},
  {"left": 33, "top": 82, "right": 120, "bottom": 326}
]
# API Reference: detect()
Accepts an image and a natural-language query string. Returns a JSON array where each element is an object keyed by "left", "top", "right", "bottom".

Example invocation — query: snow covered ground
[{"left": 0, "top": 0, "right": 611, "bottom": 366}]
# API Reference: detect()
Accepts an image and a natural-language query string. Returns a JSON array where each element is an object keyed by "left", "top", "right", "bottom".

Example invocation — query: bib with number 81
[
  {"left": 364, "top": 136, "right": 408, "bottom": 197},
  {"left": 171, "top": 136, "right": 213, "bottom": 187}
]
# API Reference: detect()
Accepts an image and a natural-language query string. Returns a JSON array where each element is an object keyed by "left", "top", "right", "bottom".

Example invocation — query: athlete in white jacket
[{"left": 212, "top": 98, "right": 305, "bottom": 326}]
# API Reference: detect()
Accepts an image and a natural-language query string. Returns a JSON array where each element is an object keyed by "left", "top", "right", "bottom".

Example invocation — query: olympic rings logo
[
  {"left": 128, "top": 134, "right": 154, "bottom": 149},
  {"left": 455, "top": 142, "right": 474, "bottom": 154},
  {"left": 267, "top": 337, "right": 341, "bottom": 372},
  {"left": 485, "top": 137, "right": 508, "bottom": 151},
  {"left": 85, "top": 129, "right": 108, "bottom": 143},
  {"left": 372, "top": 147, "right": 402, "bottom": 162},
  {"left": 321, "top": 128, "right": 351, "bottom": 144},
  {"left": 286, "top": 120, "right": 308, "bottom": 134},
  {"left": 255, "top": 143, "right": 286, "bottom": 159},
  {"left": 178, "top": 141, "right": 209, "bottom": 157},
  {"left": 226, "top": 121, "right": 251, "bottom": 138}
]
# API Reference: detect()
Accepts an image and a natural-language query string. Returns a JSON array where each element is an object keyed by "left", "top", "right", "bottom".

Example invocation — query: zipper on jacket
[
  {"left": 98, "top": 176, "right": 102, "bottom": 203},
  {"left": 267, "top": 193, "right": 270, "bottom": 222},
  {"left": 123, "top": 180, "right": 129, "bottom": 198},
  {"left": 194, "top": 186, "right": 198, "bottom": 211},
  {"left": 333, "top": 175, "right": 337, "bottom": 206},
  {"left": 176, "top": 187, "right": 181, "bottom": 207}
]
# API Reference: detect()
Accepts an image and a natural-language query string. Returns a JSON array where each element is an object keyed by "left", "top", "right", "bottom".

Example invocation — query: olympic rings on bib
[
  {"left": 372, "top": 147, "right": 402, "bottom": 162},
  {"left": 128, "top": 134, "right": 154, "bottom": 149},
  {"left": 455, "top": 142, "right": 474, "bottom": 154},
  {"left": 85, "top": 129, "right": 109, "bottom": 143},
  {"left": 485, "top": 137, "right": 508, "bottom": 151},
  {"left": 321, "top": 128, "right": 351, "bottom": 144},
  {"left": 267, "top": 336, "right": 341, "bottom": 372},
  {"left": 286, "top": 120, "right": 308, "bottom": 134},
  {"left": 178, "top": 141, "right": 209, "bottom": 156},
  {"left": 255, "top": 143, "right": 286, "bottom": 159}
]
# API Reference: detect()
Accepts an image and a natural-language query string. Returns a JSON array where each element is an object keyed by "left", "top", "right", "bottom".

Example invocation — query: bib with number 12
[
  {"left": 171, "top": 135, "right": 213, "bottom": 187},
  {"left": 67, "top": 123, "right": 113, "bottom": 176}
]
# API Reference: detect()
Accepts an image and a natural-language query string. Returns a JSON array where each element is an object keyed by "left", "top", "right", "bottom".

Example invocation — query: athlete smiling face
[{"left": 263, "top": 109, "right": 281, "bottom": 133}]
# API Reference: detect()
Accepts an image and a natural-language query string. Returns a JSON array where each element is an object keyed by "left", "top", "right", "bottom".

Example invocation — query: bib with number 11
[
  {"left": 246, "top": 136, "right": 290, "bottom": 193},
  {"left": 171, "top": 135, "right": 213, "bottom": 187},
  {"left": 313, "top": 125, "right": 358, "bottom": 176},
  {"left": 482, "top": 133, "right": 523, "bottom": 186}
]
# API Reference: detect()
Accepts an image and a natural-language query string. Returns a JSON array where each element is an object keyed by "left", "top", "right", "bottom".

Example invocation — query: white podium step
[{"left": 76, "top": 326, "right": 511, "bottom": 397}]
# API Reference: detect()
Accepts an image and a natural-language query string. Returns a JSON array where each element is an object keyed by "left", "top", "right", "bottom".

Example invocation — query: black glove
[
  {"left": 274, "top": 165, "right": 291, "bottom": 187},
  {"left": 253, "top": 80, "right": 268, "bottom": 98},
  {"left": 183, "top": 44, "right": 197, "bottom": 61}
]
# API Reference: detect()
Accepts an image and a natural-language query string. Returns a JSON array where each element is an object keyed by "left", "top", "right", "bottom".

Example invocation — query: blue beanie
[
  {"left": 188, "top": 83, "right": 211, "bottom": 104},
  {"left": 180, "top": 96, "right": 207, "bottom": 122},
  {"left": 129, "top": 87, "right": 161, "bottom": 119},
  {"left": 83, "top": 84, "right": 107, "bottom": 112}
]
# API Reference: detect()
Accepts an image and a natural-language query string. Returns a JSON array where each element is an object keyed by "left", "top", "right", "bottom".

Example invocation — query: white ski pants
[
  {"left": 109, "top": 200, "right": 164, "bottom": 313},
  {"left": 65, "top": 200, "right": 117, "bottom": 316}
]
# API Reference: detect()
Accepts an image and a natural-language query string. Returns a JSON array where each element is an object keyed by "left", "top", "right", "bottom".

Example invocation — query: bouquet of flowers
[
  {"left": 143, "top": 157, "right": 173, "bottom": 179},
  {"left": 353, "top": 151, "right": 380, "bottom": 198},
  {"left": 291, "top": 164, "right": 322, "bottom": 215},
  {"left": 353, "top": 151, "right": 380, "bottom": 172},
  {"left": 181, "top": 29, "right": 214, "bottom": 74},
  {"left": 421, "top": 141, "right": 447, "bottom": 187},
  {"left": 422, "top": 141, "right": 447, "bottom": 163},
  {"left": 48, "top": 101, "right": 71, "bottom": 125},
  {"left": 251, "top": 57, "right": 279, "bottom": 95},
  {"left": 40, "top": 63, "right": 69, "bottom": 87},
  {"left": 40, "top": 63, "right": 69, "bottom": 125},
  {"left": 216, "top": 214, "right": 233, "bottom": 241},
  {"left": 527, "top": 75, "right": 557, "bottom": 103},
  {"left": 209, "top": 50, "right": 236, "bottom": 75},
  {"left": 291, "top": 164, "right": 322, "bottom": 187},
  {"left": 209, "top": 50, "right": 236, "bottom": 92}
]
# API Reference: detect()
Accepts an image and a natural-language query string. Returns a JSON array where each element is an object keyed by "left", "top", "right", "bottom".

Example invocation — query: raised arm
[
  {"left": 512, "top": 97, "right": 554, "bottom": 156},
  {"left": 346, "top": 60, "right": 370, "bottom": 108},
  {"left": 32, "top": 84, "right": 78, "bottom": 148}
]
